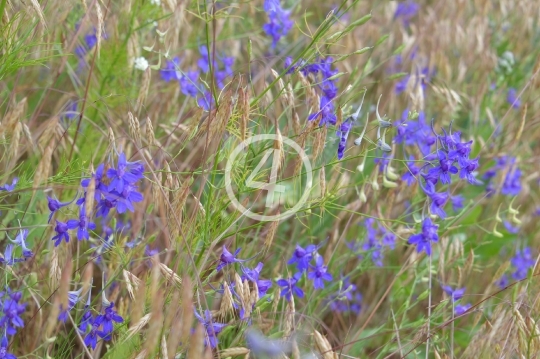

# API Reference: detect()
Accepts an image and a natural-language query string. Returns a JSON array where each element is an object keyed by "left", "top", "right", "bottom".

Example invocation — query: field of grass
[{"left": 1, "top": 0, "right": 540, "bottom": 358}]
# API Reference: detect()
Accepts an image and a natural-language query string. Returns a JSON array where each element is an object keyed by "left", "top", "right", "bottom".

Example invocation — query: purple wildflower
[
  {"left": 0, "top": 337, "right": 16, "bottom": 359},
  {"left": 402, "top": 156, "right": 421, "bottom": 186},
  {"left": 288, "top": 244, "right": 320, "bottom": 272},
  {"left": 160, "top": 57, "right": 181, "bottom": 82},
  {"left": 94, "top": 302, "right": 123, "bottom": 340},
  {"left": 194, "top": 309, "right": 226, "bottom": 348},
  {"left": 455, "top": 303, "right": 472, "bottom": 316},
  {"left": 408, "top": 217, "right": 439, "bottom": 256},
  {"left": 83, "top": 321, "right": 101, "bottom": 350},
  {"left": 180, "top": 70, "right": 200, "bottom": 97},
  {"left": 217, "top": 246, "right": 248, "bottom": 271},
  {"left": 423, "top": 183, "right": 448, "bottom": 219},
  {"left": 276, "top": 272, "right": 304, "bottom": 301},
  {"left": 511, "top": 247, "right": 535, "bottom": 280},
  {"left": 67, "top": 206, "right": 96, "bottom": 241},
  {"left": 242, "top": 263, "right": 272, "bottom": 297},
  {"left": 394, "top": 0, "right": 420, "bottom": 26},
  {"left": 10, "top": 229, "right": 33, "bottom": 259},
  {"left": 442, "top": 285, "right": 465, "bottom": 302},
  {"left": 262, "top": 0, "right": 293, "bottom": 47},
  {"left": 106, "top": 153, "right": 144, "bottom": 193},
  {"left": 427, "top": 151, "right": 458, "bottom": 185},
  {"left": 0, "top": 291, "right": 26, "bottom": 336},
  {"left": 0, "top": 178, "right": 18, "bottom": 192},
  {"left": 507, "top": 88, "right": 521, "bottom": 109},
  {"left": 450, "top": 195, "right": 464, "bottom": 212},
  {"left": 58, "top": 287, "right": 84, "bottom": 322},
  {"left": 52, "top": 220, "right": 71, "bottom": 246},
  {"left": 47, "top": 195, "right": 75, "bottom": 223},
  {"left": 307, "top": 255, "right": 333, "bottom": 289}
]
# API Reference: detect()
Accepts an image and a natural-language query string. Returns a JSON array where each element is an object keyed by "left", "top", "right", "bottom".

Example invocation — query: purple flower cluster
[
  {"left": 216, "top": 246, "right": 249, "bottom": 272},
  {"left": 510, "top": 247, "right": 535, "bottom": 280},
  {"left": 0, "top": 178, "right": 17, "bottom": 192},
  {"left": 1, "top": 228, "right": 33, "bottom": 265},
  {"left": 442, "top": 285, "right": 471, "bottom": 316},
  {"left": 347, "top": 218, "right": 396, "bottom": 267},
  {"left": 326, "top": 277, "right": 362, "bottom": 314},
  {"left": 49, "top": 153, "right": 144, "bottom": 247},
  {"left": 194, "top": 309, "right": 226, "bottom": 348},
  {"left": 483, "top": 156, "right": 522, "bottom": 196},
  {"left": 159, "top": 49, "right": 235, "bottom": 111},
  {"left": 285, "top": 57, "right": 339, "bottom": 126},
  {"left": 408, "top": 217, "right": 439, "bottom": 256},
  {"left": 263, "top": 0, "right": 293, "bottom": 47},
  {"left": 395, "top": 110, "right": 436, "bottom": 157},
  {"left": 399, "top": 118, "right": 480, "bottom": 219},
  {"left": 0, "top": 289, "right": 26, "bottom": 358},
  {"left": 278, "top": 242, "right": 332, "bottom": 301},
  {"left": 242, "top": 262, "right": 272, "bottom": 297},
  {"left": 80, "top": 300, "right": 124, "bottom": 349},
  {"left": 394, "top": 0, "right": 420, "bottom": 27},
  {"left": 506, "top": 88, "right": 521, "bottom": 109}
]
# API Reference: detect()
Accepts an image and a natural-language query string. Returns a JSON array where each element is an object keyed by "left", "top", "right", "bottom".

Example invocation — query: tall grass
[{"left": 1, "top": 0, "right": 540, "bottom": 358}]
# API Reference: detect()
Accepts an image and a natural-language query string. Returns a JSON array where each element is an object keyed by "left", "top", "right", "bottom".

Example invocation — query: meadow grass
[{"left": 1, "top": 0, "right": 540, "bottom": 358}]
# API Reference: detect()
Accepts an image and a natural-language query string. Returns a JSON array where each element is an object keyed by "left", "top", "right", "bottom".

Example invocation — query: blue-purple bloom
[
  {"left": 402, "top": 156, "right": 421, "bottom": 186},
  {"left": 47, "top": 195, "right": 75, "bottom": 223},
  {"left": 423, "top": 182, "right": 448, "bottom": 219},
  {"left": 106, "top": 153, "right": 144, "bottom": 193},
  {"left": 194, "top": 309, "right": 226, "bottom": 348},
  {"left": 10, "top": 229, "right": 33, "bottom": 259},
  {"left": 0, "top": 178, "right": 17, "bottom": 192},
  {"left": 0, "top": 336, "right": 16, "bottom": 359},
  {"left": 442, "top": 285, "right": 465, "bottom": 302},
  {"left": 326, "top": 277, "right": 362, "bottom": 314},
  {"left": 52, "top": 221, "right": 71, "bottom": 247},
  {"left": 94, "top": 302, "right": 123, "bottom": 340},
  {"left": 242, "top": 263, "right": 272, "bottom": 297},
  {"left": 276, "top": 272, "right": 304, "bottom": 301},
  {"left": 394, "top": 0, "right": 420, "bottom": 27},
  {"left": 483, "top": 156, "right": 521, "bottom": 196},
  {"left": 263, "top": 0, "right": 293, "bottom": 47},
  {"left": 307, "top": 255, "right": 333, "bottom": 289},
  {"left": 511, "top": 247, "right": 535, "bottom": 280},
  {"left": 450, "top": 195, "right": 465, "bottom": 212},
  {"left": 0, "top": 291, "right": 26, "bottom": 336},
  {"left": 160, "top": 57, "right": 181, "bottom": 82},
  {"left": 455, "top": 303, "right": 472, "bottom": 316},
  {"left": 58, "top": 287, "right": 84, "bottom": 322},
  {"left": 408, "top": 218, "right": 439, "bottom": 256},
  {"left": 179, "top": 70, "right": 200, "bottom": 97},
  {"left": 288, "top": 244, "right": 320, "bottom": 272},
  {"left": 507, "top": 88, "right": 521, "bottom": 109},
  {"left": 67, "top": 206, "right": 96, "bottom": 241},
  {"left": 217, "top": 246, "right": 248, "bottom": 271}
]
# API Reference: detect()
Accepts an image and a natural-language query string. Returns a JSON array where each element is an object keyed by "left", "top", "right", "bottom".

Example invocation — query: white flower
[
  {"left": 150, "top": 0, "right": 161, "bottom": 5},
  {"left": 134, "top": 57, "right": 149, "bottom": 71}
]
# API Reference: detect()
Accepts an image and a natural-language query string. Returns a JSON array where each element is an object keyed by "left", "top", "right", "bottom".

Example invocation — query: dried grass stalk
[
  {"left": 34, "top": 142, "right": 54, "bottom": 190},
  {"left": 220, "top": 348, "right": 250, "bottom": 357},
  {"left": 180, "top": 276, "right": 194, "bottom": 344},
  {"left": 136, "top": 68, "right": 152, "bottom": 114},
  {"left": 159, "top": 263, "right": 183, "bottom": 287},
  {"left": 187, "top": 323, "right": 205, "bottom": 358},
  {"left": 96, "top": 3, "right": 103, "bottom": 58},
  {"left": 264, "top": 220, "right": 279, "bottom": 249}
]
